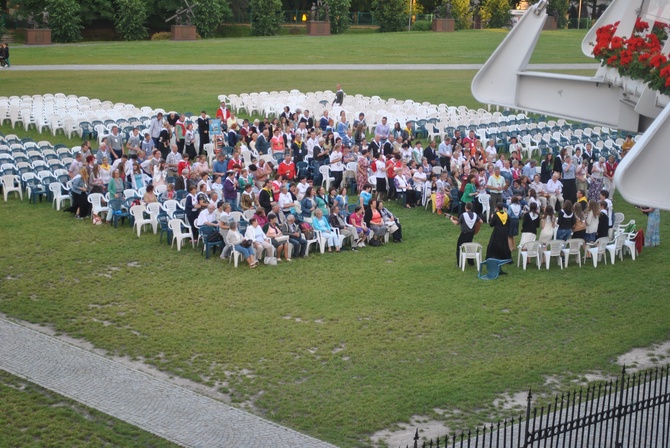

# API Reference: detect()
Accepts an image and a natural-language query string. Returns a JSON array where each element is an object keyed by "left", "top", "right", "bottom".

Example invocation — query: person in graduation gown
[{"left": 486, "top": 202, "right": 512, "bottom": 262}]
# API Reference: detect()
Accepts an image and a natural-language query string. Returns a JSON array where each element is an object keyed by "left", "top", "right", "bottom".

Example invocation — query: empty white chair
[
  {"left": 478, "top": 193, "right": 491, "bottom": 222},
  {"left": 145, "top": 202, "right": 162, "bottom": 234},
  {"left": 49, "top": 182, "right": 71, "bottom": 211},
  {"left": 319, "top": 165, "right": 334, "bottom": 191},
  {"left": 130, "top": 205, "right": 153, "bottom": 237},
  {"left": 459, "top": 242, "right": 482, "bottom": 271},
  {"left": 543, "top": 240, "right": 565, "bottom": 269},
  {"left": 606, "top": 234, "right": 626, "bottom": 264},
  {"left": 161, "top": 199, "right": 180, "bottom": 218},
  {"left": 587, "top": 237, "right": 610, "bottom": 267},
  {"left": 168, "top": 218, "right": 194, "bottom": 251},
  {"left": 88, "top": 193, "right": 109, "bottom": 219},
  {"left": 1, "top": 174, "right": 23, "bottom": 201},
  {"left": 517, "top": 241, "right": 543, "bottom": 270},
  {"left": 561, "top": 238, "right": 585, "bottom": 268}
]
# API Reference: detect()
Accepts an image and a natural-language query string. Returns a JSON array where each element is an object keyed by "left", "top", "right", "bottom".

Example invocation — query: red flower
[
  {"left": 635, "top": 17, "right": 649, "bottom": 32},
  {"left": 611, "top": 36, "right": 624, "bottom": 49},
  {"left": 607, "top": 55, "right": 618, "bottom": 65},
  {"left": 660, "top": 65, "right": 670, "bottom": 78},
  {"left": 650, "top": 54, "right": 668, "bottom": 68},
  {"left": 665, "top": 77, "right": 670, "bottom": 87},
  {"left": 639, "top": 53, "right": 652, "bottom": 63},
  {"left": 620, "top": 50, "right": 633, "bottom": 66}
]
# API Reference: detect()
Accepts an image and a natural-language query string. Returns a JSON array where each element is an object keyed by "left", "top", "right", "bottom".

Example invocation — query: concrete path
[
  {"left": 0, "top": 316, "right": 337, "bottom": 448},
  {"left": 7, "top": 63, "right": 600, "bottom": 71}
]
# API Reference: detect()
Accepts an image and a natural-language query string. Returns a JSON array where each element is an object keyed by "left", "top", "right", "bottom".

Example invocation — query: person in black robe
[
  {"left": 196, "top": 111, "right": 210, "bottom": 155},
  {"left": 486, "top": 203, "right": 512, "bottom": 263}
]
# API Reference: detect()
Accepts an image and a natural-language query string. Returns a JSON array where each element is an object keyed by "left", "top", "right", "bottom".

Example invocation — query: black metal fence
[{"left": 406, "top": 365, "right": 670, "bottom": 448}]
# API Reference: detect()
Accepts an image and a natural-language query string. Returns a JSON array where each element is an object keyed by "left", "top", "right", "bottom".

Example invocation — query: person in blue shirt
[{"left": 312, "top": 209, "right": 341, "bottom": 252}]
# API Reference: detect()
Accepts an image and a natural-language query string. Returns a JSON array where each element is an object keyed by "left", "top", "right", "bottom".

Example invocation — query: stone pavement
[
  {"left": 0, "top": 317, "right": 337, "bottom": 448},
  {"left": 7, "top": 63, "right": 600, "bottom": 71}
]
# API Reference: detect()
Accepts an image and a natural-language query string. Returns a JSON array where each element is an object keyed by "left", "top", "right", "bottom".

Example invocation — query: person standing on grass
[
  {"left": 450, "top": 202, "right": 482, "bottom": 266},
  {"left": 486, "top": 203, "right": 511, "bottom": 266},
  {"left": 149, "top": 112, "right": 164, "bottom": 149},
  {"left": 332, "top": 84, "right": 345, "bottom": 107},
  {"left": 196, "top": 111, "right": 210, "bottom": 155},
  {"left": 0, "top": 43, "right": 9, "bottom": 68},
  {"left": 640, "top": 206, "right": 660, "bottom": 247}
]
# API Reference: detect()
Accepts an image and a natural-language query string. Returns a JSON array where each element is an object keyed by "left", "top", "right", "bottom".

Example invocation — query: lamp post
[
  {"left": 408, "top": 0, "right": 413, "bottom": 31},
  {"left": 577, "top": 0, "right": 583, "bottom": 29}
]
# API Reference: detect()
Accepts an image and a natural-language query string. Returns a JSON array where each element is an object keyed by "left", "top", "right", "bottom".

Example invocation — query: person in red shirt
[
  {"left": 270, "top": 128, "right": 285, "bottom": 155},
  {"left": 215, "top": 101, "right": 231, "bottom": 127},
  {"left": 385, "top": 153, "right": 401, "bottom": 200},
  {"left": 277, "top": 155, "right": 296, "bottom": 180}
]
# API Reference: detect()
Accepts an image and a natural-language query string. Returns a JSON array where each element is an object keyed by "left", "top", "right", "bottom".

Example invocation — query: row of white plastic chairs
[{"left": 459, "top": 228, "right": 638, "bottom": 273}]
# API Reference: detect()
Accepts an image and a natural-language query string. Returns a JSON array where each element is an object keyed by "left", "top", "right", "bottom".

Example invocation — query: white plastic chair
[
  {"left": 49, "top": 182, "right": 71, "bottom": 211},
  {"left": 517, "top": 241, "right": 543, "bottom": 270},
  {"left": 543, "top": 240, "right": 565, "bottom": 269},
  {"left": 587, "top": 237, "right": 610, "bottom": 267},
  {"left": 88, "top": 193, "right": 109, "bottom": 219},
  {"left": 319, "top": 165, "right": 334, "bottom": 191},
  {"left": 130, "top": 205, "right": 153, "bottom": 237},
  {"left": 622, "top": 231, "right": 638, "bottom": 261},
  {"left": 1, "top": 174, "right": 23, "bottom": 201},
  {"left": 161, "top": 199, "right": 180, "bottom": 218},
  {"left": 606, "top": 234, "right": 625, "bottom": 264},
  {"left": 168, "top": 218, "right": 194, "bottom": 251},
  {"left": 459, "top": 243, "right": 482, "bottom": 271},
  {"left": 561, "top": 238, "right": 585, "bottom": 268},
  {"left": 478, "top": 193, "right": 491, "bottom": 222},
  {"left": 145, "top": 202, "right": 162, "bottom": 234}
]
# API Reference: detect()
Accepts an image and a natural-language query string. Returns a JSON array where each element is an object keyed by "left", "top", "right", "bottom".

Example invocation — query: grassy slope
[
  {"left": 0, "top": 370, "right": 178, "bottom": 447},
  {"left": 0, "top": 195, "right": 667, "bottom": 447},
  {"left": 9, "top": 30, "right": 593, "bottom": 66}
]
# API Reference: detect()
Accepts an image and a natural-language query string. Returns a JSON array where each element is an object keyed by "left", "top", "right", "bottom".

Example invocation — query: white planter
[
  {"left": 655, "top": 92, "right": 670, "bottom": 108},
  {"left": 622, "top": 76, "right": 646, "bottom": 97},
  {"left": 602, "top": 66, "right": 621, "bottom": 85}
]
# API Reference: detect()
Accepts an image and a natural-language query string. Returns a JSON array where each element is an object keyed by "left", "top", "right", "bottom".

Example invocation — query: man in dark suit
[
  {"left": 256, "top": 129, "right": 270, "bottom": 155},
  {"left": 369, "top": 134, "right": 382, "bottom": 159},
  {"left": 196, "top": 111, "right": 210, "bottom": 155},
  {"left": 291, "top": 133, "right": 306, "bottom": 163},
  {"left": 424, "top": 140, "right": 439, "bottom": 166}
]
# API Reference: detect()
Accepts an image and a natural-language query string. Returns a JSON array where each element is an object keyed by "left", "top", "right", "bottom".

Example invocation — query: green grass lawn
[
  {"left": 0, "top": 370, "right": 178, "bottom": 447},
  {"left": 1, "top": 30, "right": 666, "bottom": 447},
  {"left": 0, "top": 193, "right": 667, "bottom": 447},
  {"left": 8, "top": 29, "right": 594, "bottom": 66}
]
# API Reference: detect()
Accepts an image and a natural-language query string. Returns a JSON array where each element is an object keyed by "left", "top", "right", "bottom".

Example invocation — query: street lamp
[{"left": 408, "top": 0, "right": 413, "bottom": 31}]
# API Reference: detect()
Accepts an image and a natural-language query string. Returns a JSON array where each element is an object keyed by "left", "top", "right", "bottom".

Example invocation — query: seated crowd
[{"left": 61, "top": 99, "right": 633, "bottom": 268}]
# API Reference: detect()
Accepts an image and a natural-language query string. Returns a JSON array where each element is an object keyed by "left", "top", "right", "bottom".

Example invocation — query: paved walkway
[
  {"left": 7, "top": 63, "right": 600, "bottom": 71},
  {"left": 0, "top": 317, "right": 337, "bottom": 448}
]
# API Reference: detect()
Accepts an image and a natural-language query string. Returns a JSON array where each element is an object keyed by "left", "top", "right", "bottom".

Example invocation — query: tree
[
  {"left": 194, "top": 0, "right": 232, "bottom": 38},
  {"left": 371, "top": 0, "right": 406, "bottom": 33},
  {"left": 528, "top": 0, "right": 569, "bottom": 28},
  {"left": 114, "top": 0, "right": 148, "bottom": 40},
  {"left": 327, "top": 0, "right": 351, "bottom": 34},
  {"left": 479, "top": 0, "right": 511, "bottom": 28},
  {"left": 250, "top": 0, "right": 283, "bottom": 36},
  {"left": 451, "top": 0, "right": 472, "bottom": 30},
  {"left": 46, "top": 0, "right": 83, "bottom": 42}
]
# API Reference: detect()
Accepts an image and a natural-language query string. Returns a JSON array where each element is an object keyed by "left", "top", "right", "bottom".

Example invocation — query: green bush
[
  {"left": 114, "top": 0, "right": 148, "bottom": 41},
  {"left": 194, "top": 0, "right": 232, "bottom": 39},
  {"left": 46, "top": 0, "right": 83, "bottom": 43},
  {"left": 287, "top": 26, "right": 303, "bottom": 35},
  {"left": 412, "top": 20, "right": 432, "bottom": 31},
  {"left": 0, "top": 15, "right": 6, "bottom": 38},
  {"left": 150, "top": 31, "right": 171, "bottom": 40},
  {"left": 327, "top": 0, "right": 351, "bottom": 35},
  {"left": 250, "top": 0, "right": 283, "bottom": 36},
  {"left": 372, "top": 0, "right": 407, "bottom": 33}
]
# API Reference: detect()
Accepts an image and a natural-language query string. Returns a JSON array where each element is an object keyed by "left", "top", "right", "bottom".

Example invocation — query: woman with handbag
[
  {"left": 265, "top": 213, "right": 291, "bottom": 262},
  {"left": 226, "top": 221, "right": 258, "bottom": 268}
]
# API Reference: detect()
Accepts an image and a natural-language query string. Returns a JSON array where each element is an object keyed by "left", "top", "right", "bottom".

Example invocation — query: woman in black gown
[{"left": 486, "top": 202, "right": 512, "bottom": 261}]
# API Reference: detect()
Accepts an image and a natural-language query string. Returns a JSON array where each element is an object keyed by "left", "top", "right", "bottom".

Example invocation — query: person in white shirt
[
  {"left": 329, "top": 143, "right": 344, "bottom": 189},
  {"left": 245, "top": 217, "right": 274, "bottom": 261},
  {"left": 305, "top": 131, "right": 318, "bottom": 162},
  {"left": 278, "top": 185, "right": 294, "bottom": 213},
  {"left": 196, "top": 203, "right": 218, "bottom": 227},
  {"left": 437, "top": 139, "right": 452, "bottom": 171},
  {"left": 545, "top": 171, "right": 564, "bottom": 209},
  {"left": 485, "top": 139, "right": 497, "bottom": 159},
  {"left": 296, "top": 177, "right": 310, "bottom": 201}
]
